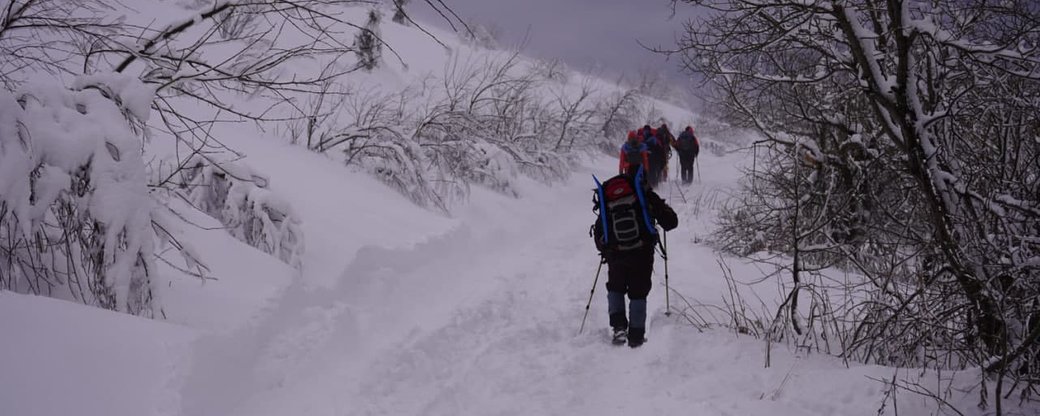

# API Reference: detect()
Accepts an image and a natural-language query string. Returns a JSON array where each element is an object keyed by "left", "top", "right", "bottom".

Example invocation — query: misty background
[{"left": 409, "top": 0, "right": 706, "bottom": 110}]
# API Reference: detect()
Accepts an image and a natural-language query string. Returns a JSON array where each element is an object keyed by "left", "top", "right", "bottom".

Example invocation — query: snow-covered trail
[
  {"left": 174, "top": 146, "right": 963, "bottom": 416},
  {"left": 178, "top": 153, "right": 619, "bottom": 415}
]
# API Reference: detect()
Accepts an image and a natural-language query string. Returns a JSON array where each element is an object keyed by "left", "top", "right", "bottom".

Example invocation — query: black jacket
[
  {"left": 676, "top": 131, "right": 700, "bottom": 157},
  {"left": 643, "top": 186, "right": 678, "bottom": 232}
]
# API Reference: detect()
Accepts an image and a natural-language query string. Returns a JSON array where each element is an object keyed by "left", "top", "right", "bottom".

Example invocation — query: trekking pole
[
  {"left": 672, "top": 177, "right": 688, "bottom": 204},
  {"left": 578, "top": 259, "right": 605, "bottom": 335},
  {"left": 669, "top": 155, "right": 687, "bottom": 203},
  {"left": 695, "top": 156, "right": 702, "bottom": 183},
  {"left": 663, "top": 231, "right": 671, "bottom": 316}
]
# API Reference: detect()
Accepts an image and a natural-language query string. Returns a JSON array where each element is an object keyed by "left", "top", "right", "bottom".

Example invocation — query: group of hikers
[
  {"left": 588, "top": 123, "right": 701, "bottom": 348},
  {"left": 618, "top": 123, "right": 701, "bottom": 187}
]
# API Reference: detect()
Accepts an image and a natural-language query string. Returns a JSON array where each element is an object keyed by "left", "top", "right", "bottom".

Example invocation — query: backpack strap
[
  {"left": 593, "top": 175, "right": 609, "bottom": 246},
  {"left": 633, "top": 167, "right": 657, "bottom": 236}
]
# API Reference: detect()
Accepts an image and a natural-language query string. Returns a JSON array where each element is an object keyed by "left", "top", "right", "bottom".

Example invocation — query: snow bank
[
  {"left": 154, "top": 196, "right": 295, "bottom": 331},
  {"left": 0, "top": 291, "right": 195, "bottom": 416}
]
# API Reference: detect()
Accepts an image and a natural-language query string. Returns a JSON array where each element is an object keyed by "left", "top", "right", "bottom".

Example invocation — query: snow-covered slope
[
  {"left": 2, "top": 141, "right": 1002, "bottom": 416},
  {"left": 0, "top": 292, "right": 194, "bottom": 416},
  {"left": 1, "top": 3, "right": 1027, "bottom": 416}
]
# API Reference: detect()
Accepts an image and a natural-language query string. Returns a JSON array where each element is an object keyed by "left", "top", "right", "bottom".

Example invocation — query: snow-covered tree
[{"left": 675, "top": 0, "right": 1040, "bottom": 398}]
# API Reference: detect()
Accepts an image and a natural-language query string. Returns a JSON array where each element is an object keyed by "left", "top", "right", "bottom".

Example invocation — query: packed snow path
[{"left": 170, "top": 144, "right": 961, "bottom": 416}]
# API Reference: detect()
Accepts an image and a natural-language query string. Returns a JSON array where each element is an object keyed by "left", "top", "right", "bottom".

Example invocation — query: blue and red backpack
[{"left": 591, "top": 167, "right": 658, "bottom": 254}]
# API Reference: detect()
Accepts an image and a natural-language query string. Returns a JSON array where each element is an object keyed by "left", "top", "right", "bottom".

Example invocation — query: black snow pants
[
  {"left": 678, "top": 150, "right": 696, "bottom": 184},
  {"left": 648, "top": 154, "right": 666, "bottom": 187},
  {"left": 605, "top": 246, "right": 655, "bottom": 300}
]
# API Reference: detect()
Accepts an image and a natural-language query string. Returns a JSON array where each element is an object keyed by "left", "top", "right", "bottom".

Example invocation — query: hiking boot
[
  {"left": 628, "top": 327, "right": 645, "bottom": 348},
  {"left": 611, "top": 327, "right": 628, "bottom": 345},
  {"left": 608, "top": 311, "right": 628, "bottom": 330}
]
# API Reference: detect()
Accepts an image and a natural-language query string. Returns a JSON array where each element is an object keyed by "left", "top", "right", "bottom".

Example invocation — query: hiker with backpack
[
  {"left": 592, "top": 160, "right": 678, "bottom": 348},
  {"left": 619, "top": 131, "right": 649, "bottom": 175},
  {"left": 639, "top": 125, "right": 666, "bottom": 188},
  {"left": 656, "top": 124, "right": 675, "bottom": 183},
  {"left": 674, "top": 126, "right": 700, "bottom": 185}
]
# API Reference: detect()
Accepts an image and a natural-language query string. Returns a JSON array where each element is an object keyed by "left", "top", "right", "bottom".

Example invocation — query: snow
[
  {"left": 0, "top": 291, "right": 195, "bottom": 416},
  {"left": 2, "top": 2, "right": 1034, "bottom": 416},
  {"left": 3, "top": 139, "right": 1009, "bottom": 416},
  {"left": 72, "top": 73, "right": 157, "bottom": 122},
  {"left": 214, "top": 137, "right": 458, "bottom": 289},
  {"left": 153, "top": 196, "right": 295, "bottom": 331}
]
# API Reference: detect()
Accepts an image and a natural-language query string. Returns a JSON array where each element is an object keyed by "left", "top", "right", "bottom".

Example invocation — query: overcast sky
[{"left": 408, "top": 0, "right": 705, "bottom": 108}]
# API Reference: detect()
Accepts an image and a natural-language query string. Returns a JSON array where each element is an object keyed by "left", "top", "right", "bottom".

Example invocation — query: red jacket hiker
[{"left": 618, "top": 131, "right": 650, "bottom": 175}]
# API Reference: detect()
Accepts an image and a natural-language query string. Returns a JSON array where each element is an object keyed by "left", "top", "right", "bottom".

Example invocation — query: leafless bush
[
  {"left": 0, "top": 1, "right": 122, "bottom": 87},
  {"left": 551, "top": 78, "right": 597, "bottom": 152},
  {"left": 292, "top": 48, "right": 618, "bottom": 208},
  {"left": 530, "top": 58, "right": 569, "bottom": 83},
  {"left": 594, "top": 87, "right": 641, "bottom": 152}
]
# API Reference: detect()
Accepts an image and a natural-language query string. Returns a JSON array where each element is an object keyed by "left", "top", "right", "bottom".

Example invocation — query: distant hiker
[
  {"left": 640, "top": 125, "right": 665, "bottom": 188},
  {"left": 627, "top": 129, "right": 642, "bottom": 144},
  {"left": 619, "top": 131, "right": 649, "bottom": 175},
  {"left": 591, "top": 167, "right": 679, "bottom": 347},
  {"left": 656, "top": 124, "right": 675, "bottom": 183},
  {"left": 674, "top": 126, "right": 700, "bottom": 185}
]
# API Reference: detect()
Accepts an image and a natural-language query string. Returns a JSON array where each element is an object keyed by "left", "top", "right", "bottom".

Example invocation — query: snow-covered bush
[
  {"left": 530, "top": 58, "right": 569, "bottom": 83},
  {"left": 293, "top": 49, "right": 665, "bottom": 209},
  {"left": 2, "top": 0, "right": 502, "bottom": 316},
  {"left": 461, "top": 21, "right": 500, "bottom": 50},
  {"left": 355, "top": 9, "right": 384, "bottom": 71},
  {"left": 179, "top": 157, "right": 304, "bottom": 270},
  {"left": 391, "top": 0, "right": 409, "bottom": 25},
  {"left": 593, "top": 88, "right": 642, "bottom": 154},
  {"left": 0, "top": 77, "right": 158, "bottom": 316}
]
